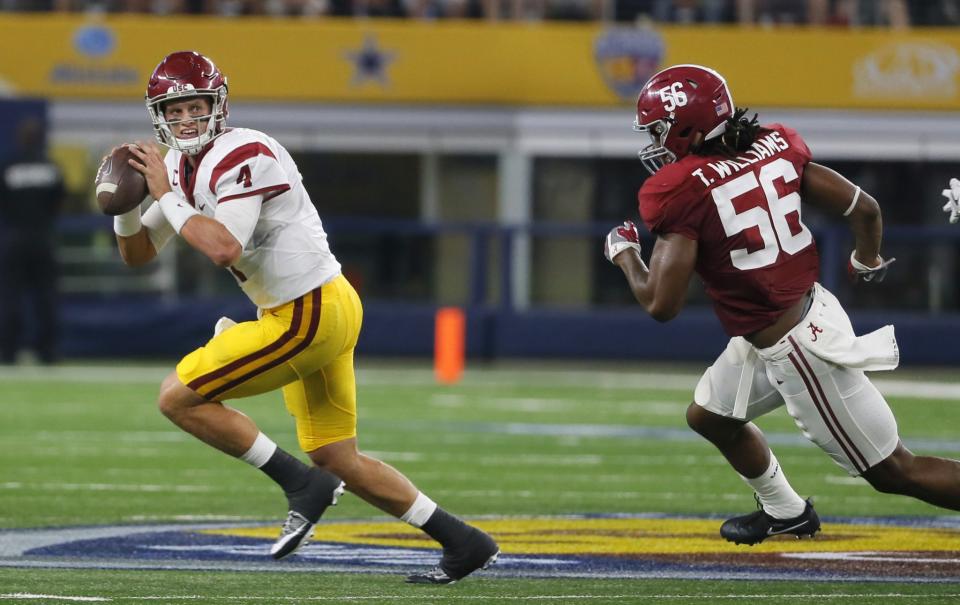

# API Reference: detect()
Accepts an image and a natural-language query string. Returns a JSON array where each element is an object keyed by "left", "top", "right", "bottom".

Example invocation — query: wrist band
[
  {"left": 158, "top": 192, "right": 200, "bottom": 234},
  {"left": 849, "top": 250, "right": 880, "bottom": 271},
  {"left": 113, "top": 207, "right": 142, "bottom": 237},
  {"left": 843, "top": 186, "right": 861, "bottom": 217}
]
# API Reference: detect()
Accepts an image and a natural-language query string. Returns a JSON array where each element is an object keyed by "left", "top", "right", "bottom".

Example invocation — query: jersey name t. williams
[{"left": 639, "top": 124, "right": 818, "bottom": 336}]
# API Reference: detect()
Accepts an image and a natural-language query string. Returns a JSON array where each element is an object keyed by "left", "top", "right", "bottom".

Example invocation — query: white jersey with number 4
[{"left": 143, "top": 128, "right": 341, "bottom": 309}]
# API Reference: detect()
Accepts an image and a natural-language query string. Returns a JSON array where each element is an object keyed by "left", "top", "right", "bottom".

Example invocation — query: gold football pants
[{"left": 176, "top": 274, "right": 362, "bottom": 452}]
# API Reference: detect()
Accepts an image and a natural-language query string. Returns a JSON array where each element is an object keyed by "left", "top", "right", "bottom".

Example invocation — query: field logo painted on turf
[{"left": 16, "top": 515, "right": 960, "bottom": 582}]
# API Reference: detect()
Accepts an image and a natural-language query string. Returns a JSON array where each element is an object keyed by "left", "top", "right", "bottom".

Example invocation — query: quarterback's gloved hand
[
  {"left": 848, "top": 251, "right": 895, "bottom": 283},
  {"left": 941, "top": 177, "right": 960, "bottom": 224},
  {"left": 604, "top": 220, "right": 642, "bottom": 264}
]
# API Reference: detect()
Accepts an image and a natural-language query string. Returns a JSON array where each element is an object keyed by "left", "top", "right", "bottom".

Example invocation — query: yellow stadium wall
[{"left": 1, "top": 15, "right": 959, "bottom": 110}]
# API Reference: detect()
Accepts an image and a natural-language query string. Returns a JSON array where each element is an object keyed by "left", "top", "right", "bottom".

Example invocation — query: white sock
[
  {"left": 239, "top": 432, "right": 277, "bottom": 468},
  {"left": 741, "top": 452, "right": 806, "bottom": 519},
  {"left": 400, "top": 491, "right": 438, "bottom": 528}
]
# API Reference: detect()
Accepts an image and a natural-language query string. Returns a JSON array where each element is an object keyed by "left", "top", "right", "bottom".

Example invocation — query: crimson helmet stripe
[{"left": 208, "top": 143, "right": 277, "bottom": 193}]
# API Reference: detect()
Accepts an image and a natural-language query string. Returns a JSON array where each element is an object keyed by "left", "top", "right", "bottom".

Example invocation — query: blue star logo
[{"left": 344, "top": 35, "right": 397, "bottom": 87}]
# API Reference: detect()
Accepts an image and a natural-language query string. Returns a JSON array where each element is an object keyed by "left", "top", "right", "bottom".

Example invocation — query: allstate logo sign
[
  {"left": 854, "top": 41, "right": 960, "bottom": 99},
  {"left": 50, "top": 23, "right": 138, "bottom": 86},
  {"left": 594, "top": 28, "right": 664, "bottom": 102}
]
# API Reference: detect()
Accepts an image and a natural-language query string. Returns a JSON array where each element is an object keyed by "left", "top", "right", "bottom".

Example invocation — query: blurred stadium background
[{"left": 2, "top": 0, "right": 960, "bottom": 364}]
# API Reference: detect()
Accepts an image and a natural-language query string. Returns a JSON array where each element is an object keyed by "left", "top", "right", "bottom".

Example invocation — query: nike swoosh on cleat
[{"left": 767, "top": 521, "right": 809, "bottom": 535}]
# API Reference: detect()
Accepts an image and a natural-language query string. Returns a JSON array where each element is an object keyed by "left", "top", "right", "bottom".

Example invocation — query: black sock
[
  {"left": 420, "top": 507, "right": 471, "bottom": 547},
  {"left": 259, "top": 447, "right": 312, "bottom": 494}
]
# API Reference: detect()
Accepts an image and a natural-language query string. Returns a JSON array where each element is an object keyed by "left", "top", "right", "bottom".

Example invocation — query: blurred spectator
[
  {"left": 831, "top": 0, "right": 909, "bottom": 27},
  {"left": 2, "top": 0, "right": 944, "bottom": 26},
  {"left": 543, "top": 0, "right": 604, "bottom": 20},
  {"left": 329, "top": 0, "right": 406, "bottom": 16},
  {"left": 405, "top": 0, "right": 483, "bottom": 19},
  {"left": 735, "top": 0, "right": 909, "bottom": 26},
  {"left": 204, "top": 0, "right": 258, "bottom": 15},
  {"left": 909, "top": 0, "right": 960, "bottom": 25},
  {"left": 0, "top": 0, "right": 55, "bottom": 9},
  {"left": 654, "top": 0, "right": 726, "bottom": 22},
  {"left": 51, "top": 0, "right": 198, "bottom": 13},
  {"left": 0, "top": 117, "right": 64, "bottom": 364},
  {"left": 736, "top": 0, "right": 821, "bottom": 25},
  {"left": 616, "top": 0, "right": 731, "bottom": 23}
]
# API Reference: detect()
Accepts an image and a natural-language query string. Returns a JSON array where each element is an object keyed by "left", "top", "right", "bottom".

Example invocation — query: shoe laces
[
  {"left": 423, "top": 566, "right": 452, "bottom": 581},
  {"left": 279, "top": 511, "right": 309, "bottom": 536}
]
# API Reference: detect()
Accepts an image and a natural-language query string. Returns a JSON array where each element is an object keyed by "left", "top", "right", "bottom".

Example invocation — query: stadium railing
[{"left": 52, "top": 215, "right": 960, "bottom": 364}]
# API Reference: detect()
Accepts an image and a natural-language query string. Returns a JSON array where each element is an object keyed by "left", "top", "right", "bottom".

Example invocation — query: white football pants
[{"left": 694, "top": 283, "right": 899, "bottom": 476}]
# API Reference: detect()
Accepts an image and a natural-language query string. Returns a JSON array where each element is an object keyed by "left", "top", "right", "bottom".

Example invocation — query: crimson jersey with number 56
[{"left": 639, "top": 123, "right": 818, "bottom": 336}]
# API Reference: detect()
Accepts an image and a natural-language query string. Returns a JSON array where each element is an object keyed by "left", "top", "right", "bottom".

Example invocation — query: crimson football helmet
[
  {"left": 145, "top": 51, "right": 228, "bottom": 156},
  {"left": 633, "top": 64, "right": 734, "bottom": 174}
]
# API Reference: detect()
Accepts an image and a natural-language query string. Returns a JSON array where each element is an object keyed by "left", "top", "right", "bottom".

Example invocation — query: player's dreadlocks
[{"left": 695, "top": 108, "right": 766, "bottom": 158}]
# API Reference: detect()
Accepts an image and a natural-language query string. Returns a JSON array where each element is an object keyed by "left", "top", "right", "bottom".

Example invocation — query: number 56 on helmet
[{"left": 633, "top": 64, "right": 735, "bottom": 174}]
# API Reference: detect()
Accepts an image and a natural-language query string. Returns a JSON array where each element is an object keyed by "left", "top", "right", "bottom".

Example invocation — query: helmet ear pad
[{"left": 667, "top": 120, "right": 697, "bottom": 158}]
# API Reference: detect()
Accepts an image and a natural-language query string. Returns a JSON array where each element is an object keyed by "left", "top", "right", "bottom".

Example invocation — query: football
[{"left": 95, "top": 145, "right": 149, "bottom": 216}]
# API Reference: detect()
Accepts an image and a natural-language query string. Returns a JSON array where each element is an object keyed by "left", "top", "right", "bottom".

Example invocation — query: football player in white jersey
[{"left": 113, "top": 51, "right": 498, "bottom": 584}]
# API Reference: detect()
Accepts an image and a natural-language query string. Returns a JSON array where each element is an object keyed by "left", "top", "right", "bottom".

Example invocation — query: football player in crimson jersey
[
  {"left": 606, "top": 64, "right": 960, "bottom": 545},
  {"left": 112, "top": 51, "right": 498, "bottom": 583}
]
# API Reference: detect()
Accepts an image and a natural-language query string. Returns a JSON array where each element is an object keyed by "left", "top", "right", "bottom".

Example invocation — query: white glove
[
  {"left": 942, "top": 177, "right": 960, "bottom": 224},
  {"left": 604, "top": 220, "right": 642, "bottom": 264}
]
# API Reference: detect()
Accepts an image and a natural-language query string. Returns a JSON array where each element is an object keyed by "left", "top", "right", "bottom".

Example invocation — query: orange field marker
[{"left": 434, "top": 307, "right": 465, "bottom": 384}]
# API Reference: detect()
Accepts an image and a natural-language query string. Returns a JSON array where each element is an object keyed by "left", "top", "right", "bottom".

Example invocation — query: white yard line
[
  {"left": 3, "top": 594, "right": 958, "bottom": 602},
  {"left": 3, "top": 365, "right": 959, "bottom": 400},
  {"left": 0, "top": 482, "right": 211, "bottom": 493},
  {"left": 0, "top": 595, "right": 108, "bottom": 602}
]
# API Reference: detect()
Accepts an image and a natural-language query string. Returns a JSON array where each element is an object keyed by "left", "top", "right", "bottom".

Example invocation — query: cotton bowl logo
[
  {"left": 854, "top": 41, "right": 960, "bottom": 99},
  {"left": 72, "top": 24, "right": 116, "bottom": 58},
  {"left": 594, "top": 28, "right": 664, "bottom": 102}
]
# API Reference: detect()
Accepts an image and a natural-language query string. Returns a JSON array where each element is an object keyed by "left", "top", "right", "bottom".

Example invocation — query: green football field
[{"left": 2, "top": 360, "right": 960, "bottom": 604}]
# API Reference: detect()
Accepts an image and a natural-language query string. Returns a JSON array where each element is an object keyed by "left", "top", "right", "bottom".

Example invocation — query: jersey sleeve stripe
[
  {"left": 218, "top": 184, "right": 291, "bottom": 204},
  {"left": 208, "top": 142, "right": 277, "bottom": 194}
]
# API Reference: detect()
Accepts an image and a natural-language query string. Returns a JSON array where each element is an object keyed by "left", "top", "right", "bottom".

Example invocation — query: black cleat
[
  {"left": 271, "top": 468, "right": 345, "bottom": 560},
  {"left": 720, "top": 497, "right": 820, "bottom": 546},
  {"left": 406, "top": 526, "right": 500, "bottom": 585}
]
